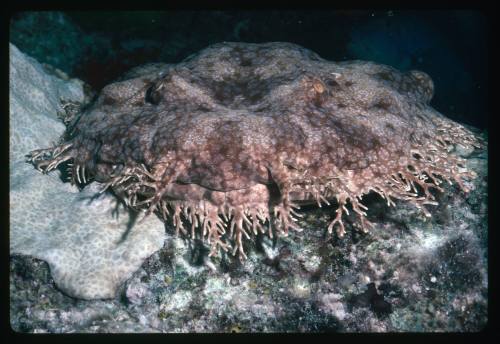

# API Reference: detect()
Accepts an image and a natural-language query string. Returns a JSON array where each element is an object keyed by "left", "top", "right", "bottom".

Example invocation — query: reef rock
[{"left": 9, "top": 43, "right": 166, "bottom": 299}]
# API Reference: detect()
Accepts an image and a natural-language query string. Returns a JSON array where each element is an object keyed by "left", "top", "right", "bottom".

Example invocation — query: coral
[
  {"left": 10, "top": 43, "right": 166, "bottom": 299},
  {"left": 27, "top": 42, "right": 484, "bottom": 261}
]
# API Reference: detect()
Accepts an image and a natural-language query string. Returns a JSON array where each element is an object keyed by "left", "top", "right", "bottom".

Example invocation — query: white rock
[
  {"left": 320, "top": 293, "right": 347, "bottom": 320},
  {"left": 9, "top": 43, "right": 166, "bottom": 299}
]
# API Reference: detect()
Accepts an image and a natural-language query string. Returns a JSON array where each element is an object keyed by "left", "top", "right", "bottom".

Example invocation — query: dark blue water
[{"left": 10, "top": 10, "right": 488, "bottom": 129}]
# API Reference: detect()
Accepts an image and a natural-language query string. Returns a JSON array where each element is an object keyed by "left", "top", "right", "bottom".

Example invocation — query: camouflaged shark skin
[{"left": 27, "top": 42, "right": 483, "bottom": 260}]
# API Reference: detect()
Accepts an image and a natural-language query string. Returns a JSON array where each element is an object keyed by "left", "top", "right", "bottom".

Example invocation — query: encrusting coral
[{"left": 27, "top": 42, "right": 484, "bottom": 260}]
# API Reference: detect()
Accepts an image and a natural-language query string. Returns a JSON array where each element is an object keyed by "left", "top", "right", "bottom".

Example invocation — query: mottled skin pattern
[{"left": 28, "top": 42, "right": 483, "bottom": 260}]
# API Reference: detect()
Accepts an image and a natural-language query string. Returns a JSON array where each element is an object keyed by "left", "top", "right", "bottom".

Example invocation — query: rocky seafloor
[{"left": 10, "top": 171, "right": 488, "bottom": 333}]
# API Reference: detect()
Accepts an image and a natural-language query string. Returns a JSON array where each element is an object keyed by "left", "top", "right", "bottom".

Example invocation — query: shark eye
[{"left": 145, "top": 83, "right": 162, "bottom": 105}]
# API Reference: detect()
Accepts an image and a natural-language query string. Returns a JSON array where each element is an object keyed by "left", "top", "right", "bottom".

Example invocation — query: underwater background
[
  {"left": 9, "top": 10, "right": 489, "bottom": 333},
  {"left": 10, "top": 10, "right": 488, "bottom": 130}
]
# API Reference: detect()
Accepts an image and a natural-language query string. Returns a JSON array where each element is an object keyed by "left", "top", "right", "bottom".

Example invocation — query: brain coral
[
  {"left": 10, "top": 42, "right": 166, "bottom": 299},
  {"left": 27, "top": 42, "right": 483, "bottom": 260}
]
